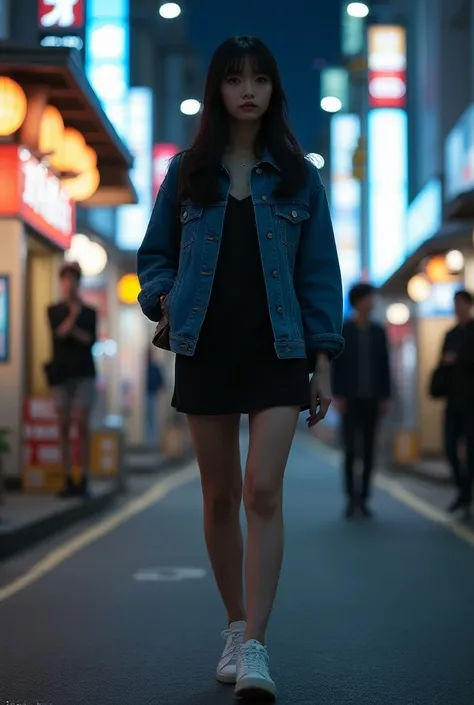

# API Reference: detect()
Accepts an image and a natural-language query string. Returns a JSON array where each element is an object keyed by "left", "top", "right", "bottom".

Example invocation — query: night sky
[{"left": 185, "top": 0, "right": 341, "bottom": 152}]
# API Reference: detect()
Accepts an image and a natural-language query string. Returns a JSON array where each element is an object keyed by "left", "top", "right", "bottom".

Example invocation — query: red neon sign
[{"left": 38, "top": 0, "right": 84, "bottom": 29}]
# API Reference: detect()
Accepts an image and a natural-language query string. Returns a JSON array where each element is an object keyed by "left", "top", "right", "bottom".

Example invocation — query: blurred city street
[{"left": 1, "top": 430, "right": 474, "bottom": 705}]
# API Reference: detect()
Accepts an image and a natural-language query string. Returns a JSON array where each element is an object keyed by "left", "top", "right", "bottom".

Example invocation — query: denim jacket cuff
[
  {"left": 307, "top": 333, "right": 345, "bottom": 360},
  {"left": 138, "top": 279, "right": 175, "bottom": 321}
]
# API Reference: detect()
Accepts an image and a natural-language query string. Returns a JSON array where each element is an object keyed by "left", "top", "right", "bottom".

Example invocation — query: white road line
[
  {"left": 307, "top": 436, "right": 474, "bottom": 549},
  {"left": 0, "top": 461, "right": 199, "bottom": 605}
]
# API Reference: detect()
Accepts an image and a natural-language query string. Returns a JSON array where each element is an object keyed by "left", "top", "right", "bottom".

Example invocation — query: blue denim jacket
[{"left": 137, "top": 153, "right": 344, "bottom": 361}]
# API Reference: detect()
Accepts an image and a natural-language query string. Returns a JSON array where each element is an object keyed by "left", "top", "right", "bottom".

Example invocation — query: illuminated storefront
[{"left": 0, "top": 47, "right": 135, "bottom": 489}]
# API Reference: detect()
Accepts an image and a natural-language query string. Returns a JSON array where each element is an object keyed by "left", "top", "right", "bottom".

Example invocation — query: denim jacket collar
[{"left": 258, "top": 149, "right": 280, "bottom": 172}]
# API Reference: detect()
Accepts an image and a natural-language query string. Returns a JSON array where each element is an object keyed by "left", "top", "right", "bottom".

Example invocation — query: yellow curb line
[{"left": 0, "top": 461, "right": 199, "bottom": 604}]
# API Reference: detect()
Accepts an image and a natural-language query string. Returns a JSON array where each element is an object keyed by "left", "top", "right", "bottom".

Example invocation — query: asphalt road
[{"left": 1, "top": 432, "right": 474, "bottom": 705}]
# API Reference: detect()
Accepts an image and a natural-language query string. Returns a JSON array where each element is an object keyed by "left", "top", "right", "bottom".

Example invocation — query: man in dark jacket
[
  {"left": 47, "top": 262, "right": 97, "bottom": 499},
  {"left": 438, "top": 289, "right": 474, "bottom": 516},
  {"left": 331, "top": 283, "right": 391, "bottom": 517}
]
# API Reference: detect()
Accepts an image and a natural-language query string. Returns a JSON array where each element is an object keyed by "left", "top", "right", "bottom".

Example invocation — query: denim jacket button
[
  {"left": 291, "top": 210, "right": 297, "bottom": 218},
  {"left": 277, "top": 306, "right": 283, "bottom": 314},
  {"left": 272, "top": 270, "right": 278, "bottom": 278},
  {"left": 285, "top": 346, "right": 292, "bottom": 353},
  {"left": 262, "top": 195, "right": 268, "bottom": 201},
  {"left": 256, "top": 168, "right": 262, "bottom": 174},
  {"left": 266, "top": 232, "right": 273, "bottom": 239},
  {"left": 182, "top": 211, "right": 188, "bottom": 220}
]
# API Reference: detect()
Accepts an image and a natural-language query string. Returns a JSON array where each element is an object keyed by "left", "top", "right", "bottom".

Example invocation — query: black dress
[{"left": 171, "top": 195, "right": 310, "bottom": 415}]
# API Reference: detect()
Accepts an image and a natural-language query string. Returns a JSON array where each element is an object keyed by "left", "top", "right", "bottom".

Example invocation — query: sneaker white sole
[
  {"left": 216, "top": 669, "right": 237, "bottom": 685},
  {"left": 234, "top": 675, "right": 277, "bottom": 700}
]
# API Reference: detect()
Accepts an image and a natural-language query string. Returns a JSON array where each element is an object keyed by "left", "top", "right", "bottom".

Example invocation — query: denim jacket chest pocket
[
  {"left": 180, "top": 204, "right": 203, "bottom": 248},
  {"left": 274, "top": 203, "right": 310, "bottom": 248}
]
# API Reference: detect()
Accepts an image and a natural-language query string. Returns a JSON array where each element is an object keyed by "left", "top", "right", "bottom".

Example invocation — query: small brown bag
[{"left": 152, "top": 155, "right": 184, "bottom": 351}]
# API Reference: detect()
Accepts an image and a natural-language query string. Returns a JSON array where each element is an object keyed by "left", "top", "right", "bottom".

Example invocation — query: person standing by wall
[
  {"left": 435, "top": 290, "right": 474, "bottom": 517},
  {"left": 332, "top": 283, "right": 391, "bottom": 518},
  {"left": 46, "top": 262, "right": 97, "bottom": 499}
]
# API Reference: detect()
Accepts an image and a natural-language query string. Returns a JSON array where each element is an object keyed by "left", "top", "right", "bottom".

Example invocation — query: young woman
[{"left": 137, "top": 36, "right": 344, "bottom": 701}]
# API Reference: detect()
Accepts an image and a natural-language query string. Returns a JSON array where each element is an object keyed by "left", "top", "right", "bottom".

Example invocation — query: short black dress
[{"left": 171, "top": 195, "right": 311, "bottom": 415}]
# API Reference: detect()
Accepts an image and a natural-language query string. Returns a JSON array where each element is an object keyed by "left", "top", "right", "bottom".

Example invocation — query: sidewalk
[{"left": 0, "top": 449, "right": 188, "bottom": 561}]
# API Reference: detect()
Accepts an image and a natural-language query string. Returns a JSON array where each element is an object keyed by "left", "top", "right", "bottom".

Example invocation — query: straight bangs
[{"left": 218, "top": 43, "right": 278, "bottom": 83}]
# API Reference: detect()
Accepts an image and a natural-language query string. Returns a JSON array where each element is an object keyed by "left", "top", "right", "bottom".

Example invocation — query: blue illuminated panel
[
  {"left": 367, "top": 109, "right": 408, "bottom": 285},
  {"left": 85, "top": 0, "right": 129, "bottom": 139},
  {"left": 329, "top": 113, "right": 361, "bottom": 300}
]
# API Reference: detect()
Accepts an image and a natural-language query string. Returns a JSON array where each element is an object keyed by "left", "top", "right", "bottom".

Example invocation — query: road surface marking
[
  {"left": 0, "top": 461, "right": 199, "bottom": 605},
  {"left": 305, "top": 436, "right": 474, "bottom": 549},
  {"left": 133, "top": 567, "right": 207, "bottom": 582}
]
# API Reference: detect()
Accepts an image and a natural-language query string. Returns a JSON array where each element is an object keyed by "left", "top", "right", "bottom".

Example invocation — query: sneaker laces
[
  {"left": 221, "top": 628, "right": 244, "bottom": 659},
  {"left": 241, "top": 642, "right": 269, "bottom": 676}
]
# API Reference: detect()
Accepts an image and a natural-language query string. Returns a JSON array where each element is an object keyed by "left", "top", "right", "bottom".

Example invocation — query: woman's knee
[
  {"left": 202, "top": 485, "right": 242, "bottom": 523},
  {"left": 243, "top": 477, "right": 282, "bottom": 518}
]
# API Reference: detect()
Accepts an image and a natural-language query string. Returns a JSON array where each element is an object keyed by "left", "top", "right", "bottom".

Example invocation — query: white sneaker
[
  {"left": 216, "top": 620, "right": 246, "bottom": 684},
  {"left": 235, "top": 639, "right": 277, "bottom": 700}
]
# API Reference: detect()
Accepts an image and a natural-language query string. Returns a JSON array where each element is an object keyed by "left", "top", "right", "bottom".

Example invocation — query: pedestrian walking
[
  {"left": 331, "top": 283, "right": 391, "bottom": 518},
  {"left": 137, "top": 36, "right": 344, "bottom": 700}
]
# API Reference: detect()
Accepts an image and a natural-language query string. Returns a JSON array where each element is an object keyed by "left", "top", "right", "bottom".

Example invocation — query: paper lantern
[
  {"left": 50, "top": 127, "right": 86, "bottom": 172},
  {"left": 425, "top": 255, "right": 450, "bottom": 283},
  {"left": 76, "top": 145, "right": 97, "bottom": 173},
  {"left": 38, "top": 105, "right": 64, "bottom": 155},
  {"left": 0, "top": 76, "right": 27, "bottom": 136},
  {"left": 407, "top": 274, "right": 431, "bottom": 303},
  {"left": 62, "top": 167, "right": 100, "bottom": 201}
]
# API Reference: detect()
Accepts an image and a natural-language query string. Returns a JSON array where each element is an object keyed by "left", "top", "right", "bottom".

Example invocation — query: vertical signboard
[
  {"left": 85, "top": 0, "right": 130, "bottom": 140},
  {"left": 116, "top": 88, "right": 153, "bottom": 250},
  {"left": 38, "top": 0, "right": 85, "bottom": 52},
  {"left": 368, "top": 25, "right": 407, "bottom": 109},
  {"left": 330, "top": 114, "right": 361, "bottom": 299},
  {"left": 367, "top": 26, "right": 408, "bottom": 285}
]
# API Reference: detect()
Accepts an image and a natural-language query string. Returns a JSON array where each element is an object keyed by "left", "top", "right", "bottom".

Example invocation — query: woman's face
[{"left": 220, "top": 59, "right": 272, "bottom": 122}]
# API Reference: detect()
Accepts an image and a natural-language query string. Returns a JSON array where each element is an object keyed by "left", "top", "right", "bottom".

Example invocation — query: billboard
[
  {"left": 367, "top": 109, "right": 408, "bottom": 284},
  {"left": 368, "top": 26, "right": 406, "bottom": 109},
  {"left": 330, "top": 114, "right": 361, "bottom": 296},
  {"left": 153, "top": 144, "right": 180, "bottom": 199},
  {"left": 85, "top": 0, "right": 130, "bottom": 140},
  {"left": 116, "top": 88, "right": 153, "bottom": 250}
]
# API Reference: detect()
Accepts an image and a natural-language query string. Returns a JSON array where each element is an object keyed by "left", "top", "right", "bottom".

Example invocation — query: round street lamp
[
  {"left": 180, "top": 98, "right": 201, "bottom": 116},
  {"left": 159, "top": 3, "right": 181, "bottom": 19},
  {"left": 347, "top": 2, "right": 369, "bottom": 18},
  {"left": 320, "top": 96, "right": 342, "bottom": 113}
]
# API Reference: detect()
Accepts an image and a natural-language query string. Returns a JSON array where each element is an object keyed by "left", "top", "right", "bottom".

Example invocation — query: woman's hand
[{"left": 307, "top": 352, "right": 332, "bottom": 428}]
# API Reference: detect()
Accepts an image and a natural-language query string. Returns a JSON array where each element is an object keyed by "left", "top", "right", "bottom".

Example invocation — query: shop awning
[
  {"left": 378, "top": 221, "right": 474, "bottom": 295},
  {"left": 0, "top": 43, "right": 138, "bottom": 206}
]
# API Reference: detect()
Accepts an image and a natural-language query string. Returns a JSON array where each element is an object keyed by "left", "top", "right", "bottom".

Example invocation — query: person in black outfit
[
  {"left": 332, "top": 283, "right": 391, "bottom": 518},
  {"left": 137, "top": 37, "right": 344, "bottom": 699},
  {"left": 438, "top": 289, "right": 474, "bottom": 516},
  {"left": 46, "top": 262, "right": 97, "bottom": 499}
]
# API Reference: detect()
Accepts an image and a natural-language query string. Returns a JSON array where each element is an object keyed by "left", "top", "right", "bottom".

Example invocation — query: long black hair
[{"left": 180, "top": 36, "right": 307, "bottom": 205}]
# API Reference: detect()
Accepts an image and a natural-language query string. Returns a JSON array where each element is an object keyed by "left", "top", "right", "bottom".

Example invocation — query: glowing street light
[
  {"left": 159, "top": 3, "right": 181, "bottom": 19},
  {"left": 320, "top": 96, "right": 342, "bottom": 113},
  {"left": 180, "top": 98, "right": 201, "bottom": 116},
  {"left": 347, "top": 2, "right": 369, "bottom": 18}
]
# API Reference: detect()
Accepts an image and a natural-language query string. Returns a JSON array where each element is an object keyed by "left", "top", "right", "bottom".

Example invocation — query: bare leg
[
  {"left": 243, "top": 406, "right": 299, "bottom": 645},
  {"left": 76, "top": 409, "right": 91, "bottom": 480},
  {"left": 58, "top": 409, "right": 72, "bottom": 481},
  {"left": 187, "top": 413, "right": 245, "bottom": 625}
]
